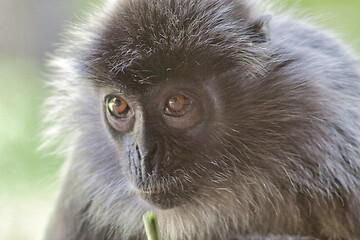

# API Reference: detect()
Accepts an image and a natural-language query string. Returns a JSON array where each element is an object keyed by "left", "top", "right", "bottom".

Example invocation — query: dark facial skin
[{"left": 101, "top": 75, "right": 222, "bottom": 209}]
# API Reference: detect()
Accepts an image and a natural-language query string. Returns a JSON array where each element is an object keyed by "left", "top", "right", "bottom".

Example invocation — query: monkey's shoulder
[{"left": 268, "top": 16, "right": 360, "bottom": 95}]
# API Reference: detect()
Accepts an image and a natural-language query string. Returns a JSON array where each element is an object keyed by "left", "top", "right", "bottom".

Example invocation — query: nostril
[
  {"left": 135, "top": 144, "right": 142, "bottom": 161},
  {"left": 134, "top": 144, "right": 143, "bottom": 181}
]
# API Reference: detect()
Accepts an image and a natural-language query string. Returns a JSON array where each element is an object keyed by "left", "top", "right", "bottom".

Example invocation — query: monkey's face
[
  {"left": 83, "top": 0, "right": 272, "bottom": 210},
  {"left": 101, "top": 76, "right": 225, "bottom": 209}
]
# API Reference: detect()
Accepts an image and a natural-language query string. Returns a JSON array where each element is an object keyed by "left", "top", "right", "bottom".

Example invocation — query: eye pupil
[
  {"left": 108, "top": 97, "right": 129, "bottom": 117},
  {"left": 169, "top": 98, "right": 179, "bottom": 108},
  {"left": 165, "top": 94, "right": 192, "bottom": 117},
  {"left": 167, "top": 94, "right": 185, "bottom": 112}
]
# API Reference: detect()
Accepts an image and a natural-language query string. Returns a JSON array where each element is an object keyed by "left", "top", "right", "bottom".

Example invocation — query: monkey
[{"left": 43, "top": 0, "right": 360, "bottom": 239}]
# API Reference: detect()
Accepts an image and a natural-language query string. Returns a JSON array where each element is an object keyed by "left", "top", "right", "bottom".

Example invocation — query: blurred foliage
[
  {"left": 0, "top": 1, "right": 102, "bottom": 195},
  {"left": 0, "top": 0, "right": 359, "bottom": 239},
  {"left": 0, "top": 59, "right": 60, "bottom": 240},
  {"left": 0, "top": 59, "right": 56, "bottom": 194},
  {"left": 284, "top": 0, "right": 360, "bottom": 52}
]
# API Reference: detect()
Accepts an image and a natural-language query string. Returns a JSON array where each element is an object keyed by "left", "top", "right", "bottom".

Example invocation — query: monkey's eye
[
  {"left": 107, "top": 96, "right": 130, "bottom": 118},
  {"left": 164, "top": 94, "right": 192, "bottom": 117}
]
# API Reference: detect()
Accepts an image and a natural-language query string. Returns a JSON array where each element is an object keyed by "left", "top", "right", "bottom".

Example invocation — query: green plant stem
[{"left": 143, "top": 211, "right": 161, "bottom": 240}]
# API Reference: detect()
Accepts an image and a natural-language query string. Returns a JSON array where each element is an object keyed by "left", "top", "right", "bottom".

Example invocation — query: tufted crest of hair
[
  {"left": 42, "top": 0, "right": 271, "bottom": 151},
  {"left": 43, "top": 0, "right": 360, "bottom": 239}
]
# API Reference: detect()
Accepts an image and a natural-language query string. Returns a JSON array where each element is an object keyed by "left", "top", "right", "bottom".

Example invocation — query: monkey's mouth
[
  {"left": 123, "top": 150, "right": 197, "bottom": 209},
  {"left": 133, "top": 179, "right": 197, "bottom": 210},
  {"left": 138, "top": 189, "right": 185, "bottom": 209}
]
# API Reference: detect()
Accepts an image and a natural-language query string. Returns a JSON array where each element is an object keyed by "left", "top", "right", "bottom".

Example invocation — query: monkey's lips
[
  {"left": 135, "top": 182, "right": 197, "bottom": 210},
  {"left": 124, "top": 153, "right": 198, "bottom": 209},
  {"left": 138, "top": 189, "right": 185, "bottom": 209}
]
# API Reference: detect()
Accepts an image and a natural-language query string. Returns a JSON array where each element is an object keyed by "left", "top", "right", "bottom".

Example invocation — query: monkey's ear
[{"left": 247, "top": 15, "right": 272, "bottom": 43}]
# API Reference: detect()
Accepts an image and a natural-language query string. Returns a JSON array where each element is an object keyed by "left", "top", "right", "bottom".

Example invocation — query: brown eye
[
  {"left": 108, "top": 97, "right": 130, "bottom": 118},
  {"left": 165, "top": 94, "right": 191, "bottom": 117}
]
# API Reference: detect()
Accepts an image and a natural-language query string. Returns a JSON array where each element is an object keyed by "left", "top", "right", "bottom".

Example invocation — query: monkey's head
[
  {"left": 74, "top": 0, "right": 276, "bottom": 210},
  {"left": 48, "top": 0, "right": 324, "bottom": 215}
]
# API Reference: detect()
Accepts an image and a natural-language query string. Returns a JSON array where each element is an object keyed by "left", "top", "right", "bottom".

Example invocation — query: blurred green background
[{"left": 0, "top": 0, "right": 359, "bottom": 239}]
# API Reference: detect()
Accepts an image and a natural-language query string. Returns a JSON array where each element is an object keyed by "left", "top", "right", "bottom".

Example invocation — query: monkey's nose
[
  {"left": 142, "top": 143, "right": 159, "bottom": 176},
  {"left": 130, "top": 143, "right": 159, "bottom": 182},
  {"left": 127, "top": 144, "right": 143, "bottom": 182}
]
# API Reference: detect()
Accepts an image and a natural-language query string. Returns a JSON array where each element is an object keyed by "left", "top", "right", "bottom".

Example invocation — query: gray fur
[{"left": 43, "top": 0, "right": 360, "bottom": 239}]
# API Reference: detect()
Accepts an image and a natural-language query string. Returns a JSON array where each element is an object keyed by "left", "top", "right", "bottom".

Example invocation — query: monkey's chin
[{"left": 138, "top": 191, "right": 185, "bottom": 210}]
